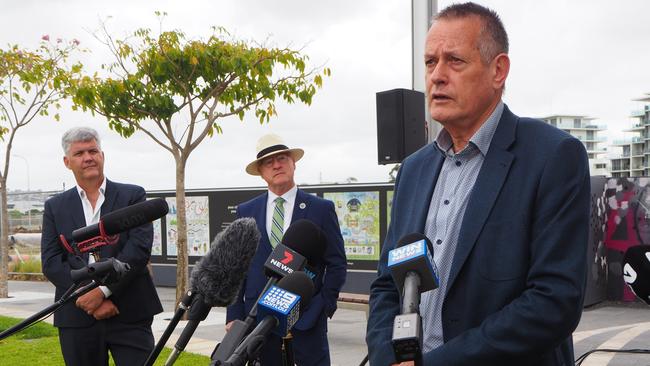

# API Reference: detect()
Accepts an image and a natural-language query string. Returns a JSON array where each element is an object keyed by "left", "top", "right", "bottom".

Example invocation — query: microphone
[
  {"left": 223, "top": 271, "right": 315, "bottom": 366},
  {"left": 164, "top": 218, "right": 260, "bottom": 366},
  {"left": 282, "top": 219, "right": 327, "bottom": 268},
  {"left": 72, "top": 198, "right": 169, "bottom": 243},
  {"left": 623, "top": 245, "right": 650, "bottom": 305},
  {"left": 388, "top": 233, "right": 439, "bottom": 363},
  {"left": 69, "top": 258, "right": 130, "bottom": 285},
  {"left": 211, "top": 219, "right": 325, "bottom": 364}
]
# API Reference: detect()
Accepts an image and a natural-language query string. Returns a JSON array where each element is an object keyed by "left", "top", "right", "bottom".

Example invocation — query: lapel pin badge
[{"left": 299, "top": 202, "right": 306, "bottom": 209}]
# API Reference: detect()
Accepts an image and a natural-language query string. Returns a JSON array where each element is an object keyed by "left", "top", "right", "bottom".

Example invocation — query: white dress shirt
[
  {"left": 75, "top": 178, "right": 111, "bottom": 297},
  {"left": 265, "top": 185, "right": 298, "bottom": 241}
]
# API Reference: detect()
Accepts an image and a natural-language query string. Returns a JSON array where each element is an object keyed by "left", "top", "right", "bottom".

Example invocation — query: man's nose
[{"left": 428, "top": 63, "right": 448, "bottom": 86}]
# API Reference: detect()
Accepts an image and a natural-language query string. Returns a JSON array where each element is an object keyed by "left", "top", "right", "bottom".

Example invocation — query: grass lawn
[{"left": 0, "top": 315, "right": 210, "bottom": 365}]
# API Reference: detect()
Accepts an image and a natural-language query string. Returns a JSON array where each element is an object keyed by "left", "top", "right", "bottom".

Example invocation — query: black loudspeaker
[{"left": 376, "top": 88, "right": 426, "bottom": 165}]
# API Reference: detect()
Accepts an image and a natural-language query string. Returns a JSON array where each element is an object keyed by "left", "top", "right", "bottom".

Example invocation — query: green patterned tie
[{"left": 270, "top": 197, "right": 285, "bottom": 248}]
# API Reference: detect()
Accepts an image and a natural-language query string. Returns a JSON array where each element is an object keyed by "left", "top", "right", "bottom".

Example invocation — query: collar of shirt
[
  {"left": 266, "top": 185, "right": 298, "bottom": 235},
  {"left": 267, "top": 184, "right": 298, "bottom": 207},
  {"left": 434, "top": 100, "right": 504, "bottom": 158},
  {"left": 75, "top": 177, "right": 107, "bottom": 226}
]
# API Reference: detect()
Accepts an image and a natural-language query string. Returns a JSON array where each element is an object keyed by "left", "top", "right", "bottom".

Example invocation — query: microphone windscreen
[
  {"left": 623, "top": 245, "right": 650, "bottom": 305},
  {"left": 191, "top": 218, "right": 260, "bottom": 307},
  {"left": 281, "top": 219, "right": 326, "bottom": 266},
  {"left": 276, "top": 271, "right": 315, "bottom": 312},
  {"left": 102, "top": 198, "right": 169, "bottom": 235},
  {"left": 397, "top": 233, "right": 433, "bottom": 254}
]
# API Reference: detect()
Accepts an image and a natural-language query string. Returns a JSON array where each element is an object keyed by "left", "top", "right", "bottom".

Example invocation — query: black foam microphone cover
[
  {"left": 72, "top": 198, "right": 169, "bottom": 242},
  {"left": 281, "top": 219, "right": 327, "bottom": 266},
  {"left": 190, "top": 217, "right": 260, "bottom": 307},
  {"left": 623, "top": 245, "right": 650, "bottom": 305},
  {"left": 276, "top": 270, "right": 315, "bottom": 313}
]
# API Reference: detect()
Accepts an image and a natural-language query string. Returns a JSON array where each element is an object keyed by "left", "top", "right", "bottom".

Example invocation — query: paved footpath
[{"left": 2, "top": 281, "right": 650, "bottom": 366}]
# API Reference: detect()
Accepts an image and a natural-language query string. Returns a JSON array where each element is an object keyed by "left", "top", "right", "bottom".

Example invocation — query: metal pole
[{"left": 412, "top": 0, "right": 438, "bottom": 143}]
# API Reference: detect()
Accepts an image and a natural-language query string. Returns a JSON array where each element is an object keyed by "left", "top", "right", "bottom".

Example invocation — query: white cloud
[{"left": 1, "top": 0, "right": 649, "bottom": 191}]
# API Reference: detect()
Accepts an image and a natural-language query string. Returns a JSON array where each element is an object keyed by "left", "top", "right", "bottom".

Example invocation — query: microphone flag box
[
  {"left": 264, "top": 244, "right": 306, "bottom": 278},
  {"left": 257, "top": 285, "right": 301, "bottom": 336},
  {"left": 388, "top": 239, "right": 439, "bottom": 294}
]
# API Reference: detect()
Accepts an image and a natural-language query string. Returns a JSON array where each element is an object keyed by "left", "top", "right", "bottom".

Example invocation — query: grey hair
[
  {"left": 435, "top": 2, "right": 509, "bottom": 64},
  {"left": 61, "top": 127, "right": 101, "bottom": 155}
]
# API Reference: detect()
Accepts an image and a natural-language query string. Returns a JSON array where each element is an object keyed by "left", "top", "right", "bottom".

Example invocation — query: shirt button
[
  {"left": 443, "top": 199, "right": 450, "bottom": 205},
  {"left": 455, "top": 161, "right": 461, "bottom": 167},
  {"left": 436, "top": 239, "right": 442, "bottom": 245}
]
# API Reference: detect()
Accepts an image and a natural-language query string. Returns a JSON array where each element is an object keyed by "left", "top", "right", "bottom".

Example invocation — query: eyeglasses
[{"left": 260, "top": 154, "right": 290, "bottom": 168}]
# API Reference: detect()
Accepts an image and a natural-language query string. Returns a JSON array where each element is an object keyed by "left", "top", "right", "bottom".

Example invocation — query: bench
[{"left": 337, "top": 292, "right": 370, "bottom": 319}]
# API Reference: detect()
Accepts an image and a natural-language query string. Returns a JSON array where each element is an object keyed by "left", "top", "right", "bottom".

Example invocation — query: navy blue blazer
[
  {"left": 41, "top": 180, "right": 163, "bottom": 327},
  {"left": 367, "top": 106, "right": 590, "bottom": 366},
  {"left": 226, "top": 189, "right": 347, "bottom": 331}
]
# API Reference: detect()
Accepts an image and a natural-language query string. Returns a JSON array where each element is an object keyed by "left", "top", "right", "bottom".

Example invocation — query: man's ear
[
  {"left": 492, "top": 53, "right": 510, "bottom": 89},
  {"left": 63, "top": 156, "right": 70, "bottom": 169}
]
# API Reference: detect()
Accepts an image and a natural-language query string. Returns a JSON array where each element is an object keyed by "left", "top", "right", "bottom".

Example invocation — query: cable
[{"left": 575, "top": 348, "right": 650, "bottom": 365}]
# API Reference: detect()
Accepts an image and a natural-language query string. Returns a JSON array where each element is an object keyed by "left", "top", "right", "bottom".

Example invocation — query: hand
[
  {"left": 92, "top": 299, "right": 119, "bottom": 320},
  {"left": 76, "top": 287, "right": 105, "bottom": 314},
  {"left": 392, "top": 362, "right": 415, "bottom": 366},
  {"left": 225, "top": 321, "right": 234, "bottom": 332}
]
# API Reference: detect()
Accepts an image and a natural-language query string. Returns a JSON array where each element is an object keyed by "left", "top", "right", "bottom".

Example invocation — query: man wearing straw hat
[{"left": 226, "top": 133, "right": 347, "bottom": 366}]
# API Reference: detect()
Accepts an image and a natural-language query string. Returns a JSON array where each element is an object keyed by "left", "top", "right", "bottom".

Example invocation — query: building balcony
[
  {"left": 624, "top": 123, "right": 645, "bottom": 132},
  {"left": 556, "top": 123, "right": 606, "bottom": 130},
  {"left": 610, "top": 167, "right": 631, "bottom": 172}
]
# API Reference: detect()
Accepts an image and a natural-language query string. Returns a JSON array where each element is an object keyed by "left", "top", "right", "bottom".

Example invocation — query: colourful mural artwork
[
  {"left": 604, "top": 177, "right": 650, "bottom": 301},
  {"left": 325, "top": 191, "right": 380, "bottom": 261}
]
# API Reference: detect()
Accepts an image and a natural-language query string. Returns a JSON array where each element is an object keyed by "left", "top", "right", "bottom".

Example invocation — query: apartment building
[
  {"left": 610, "top": 94, "right": 650, "bottom": 178},
  {"left": 541, "top": 115, "right": 608, "bottom": 176}
]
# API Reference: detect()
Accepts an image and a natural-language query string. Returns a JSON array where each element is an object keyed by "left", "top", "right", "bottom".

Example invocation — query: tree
[
  {"left": 0, "top": 37, "right": 82, "bottom": 298},
  {"left": 69, "top": 14, "right": 330, "bottom": 308}
]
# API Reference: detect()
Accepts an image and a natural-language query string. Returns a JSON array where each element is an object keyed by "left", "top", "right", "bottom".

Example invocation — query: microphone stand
[
  {"left": 0, "top": 280, "right": 99, "bottom": 340},
  {"left": 281, "top": 333, "right": 295, "bottom": 366},
  {"left": 142, "top": 290, "right": 193, "bottom": 366},
  {"left": 211, "top": 278, "right": 279, "bottom": 364}
]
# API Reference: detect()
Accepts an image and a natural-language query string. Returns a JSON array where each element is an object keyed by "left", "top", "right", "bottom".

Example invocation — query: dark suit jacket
[
  {"left": 226, "top": 188, "right": 347, "bottom": 335},
  {"left": 41, "top": 180, "right": 163, "bottom": 328},
  {"left": 366, "top": 106, "right": 590, "bottom": 366}
]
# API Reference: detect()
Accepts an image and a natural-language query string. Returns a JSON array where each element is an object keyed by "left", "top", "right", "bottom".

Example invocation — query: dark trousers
[
  {"left": 58, "top": 317, "right": 154, "bottom": 366},
  {"left": 257, "top": 314, "right": 330, "bottom": 366}
]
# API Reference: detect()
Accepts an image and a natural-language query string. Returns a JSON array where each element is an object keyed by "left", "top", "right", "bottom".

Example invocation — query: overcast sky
[{"left": 1, "top": 0, "right": 649, "bottom": 192}]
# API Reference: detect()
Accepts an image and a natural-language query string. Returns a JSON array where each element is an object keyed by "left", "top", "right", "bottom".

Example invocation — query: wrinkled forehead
[
  {"left": 67, "top": 139, "right": 101, "bottom": 154},
  {"left": 426, "top": 17, "right": 481, "bottom": 53}
]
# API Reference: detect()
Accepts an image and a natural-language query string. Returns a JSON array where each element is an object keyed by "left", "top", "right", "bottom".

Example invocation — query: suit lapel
[
  {"left": 413, "top": 145, "right": 444, "bottom": 234},
  {"left": 291, "top": 189, "right": 309, "bottom": 223},
  {"left": 447, "top": 106, "right": 517, "bottom": 290},
  {"left": 66, "top": 188, "right": 86, "bottom": 231},
  {"left": 99, "top": 180, "right": 118, "bottom": 259},
  {"left": 101, "top": 180, "right": 118, "bottom": 216},
  {"left": 255, "top": 193, "right": 271, "bottom": 248}
]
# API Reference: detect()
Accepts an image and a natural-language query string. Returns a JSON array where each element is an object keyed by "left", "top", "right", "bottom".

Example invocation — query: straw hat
[{"left": 245, "top": 134, "right": 304, "bottom": 176}]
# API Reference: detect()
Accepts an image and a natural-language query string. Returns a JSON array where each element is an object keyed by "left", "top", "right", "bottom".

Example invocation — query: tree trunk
[
  {"left": 174, "top": 159, "right": 189, "bottom": 312},
  {"left": 0, "top": 178, "right": 9, "bottom": 298}
]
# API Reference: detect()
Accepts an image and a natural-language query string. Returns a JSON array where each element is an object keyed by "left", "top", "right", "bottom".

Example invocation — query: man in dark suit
[
  {"left": 366, "top": 3, "right": 590, "bottom": 366},
  {"left": 226, "top": 133, "right": 347, "bottom": 366},
  {"left": 41, "top": 127, "right": 163, "bottom": 366}
]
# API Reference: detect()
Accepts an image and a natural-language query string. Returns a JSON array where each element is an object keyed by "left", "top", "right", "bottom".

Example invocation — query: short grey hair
[
  {"left": 435, "top": 2, "right": 509, "bottom": 64},
  {"left": 61, "top": 127, "right": 101, "bottom": 155}
]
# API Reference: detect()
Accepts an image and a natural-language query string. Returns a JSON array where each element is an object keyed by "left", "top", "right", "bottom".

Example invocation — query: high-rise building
[
  {"left": 540, "top": 115, "right": 608, "bottom": 176},
  {"left": 610, "top": 94, "right": 650, "bottom": 178}
]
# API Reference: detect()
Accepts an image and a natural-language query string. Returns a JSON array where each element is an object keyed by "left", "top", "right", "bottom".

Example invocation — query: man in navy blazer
[
  {"left": 367, "top": 3, "right": 590, "bottom": 366},
  {"left": 226, "top": 133, "right": 347, "bottom": 365},
  {"left": 41, "top": 127, "right": 162, "bottom": 366}
]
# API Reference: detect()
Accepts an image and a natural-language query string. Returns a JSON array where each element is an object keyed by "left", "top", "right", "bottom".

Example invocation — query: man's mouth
[{"left": 432, "top": 93, "right": 451, "bottom": 101}]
